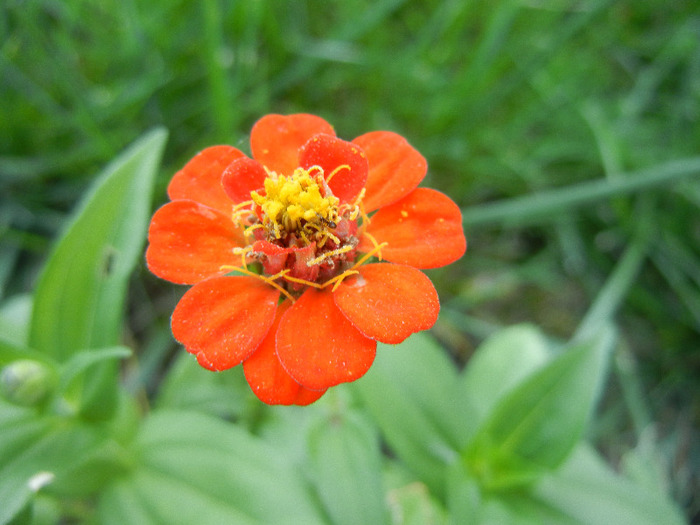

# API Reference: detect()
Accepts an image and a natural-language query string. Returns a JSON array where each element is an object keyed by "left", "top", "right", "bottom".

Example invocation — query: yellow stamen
[
  {"left": 306, "top": 165, "right": 323, "bottom": 177},
  {"left": 250, "top": 167, "right": 341, "bottom": 244},
  {"left": 243, "top": 223, "right": 264, "bottom": 238},
  {"left": 325, "top": 164, "right": 351, "bottom": 184},
  {"left": 320, "top": 241, "right": 388, "bottom": 290},
  {"left": 284, "top": 240, "right": 388, "bottom": 291},
  {"left": 219, "top": 265, "right": 296, "bottom": 303},
  {"left": 281, "top": 274, "right": 324, "bottom": 289},
  {"left": 361, "top": 232, "right": 385, "bottom": 261},
  {"left": 231, "top": 200, "right": 254, "bottom": 227},
  {"left": 327, "top": 270, "right": 360, "bottom": 291},
  {"left": 356, "top": 203, "right": 371, "bottom": 231},
  {"left": 232, "top": 246, "right": 253, "bottom": 270},
  {"left": 232, "top": 199, "right": 254, "bottom": 212},
  {"left": 307, "top": 245, "right": 354, "bottom": 266}
]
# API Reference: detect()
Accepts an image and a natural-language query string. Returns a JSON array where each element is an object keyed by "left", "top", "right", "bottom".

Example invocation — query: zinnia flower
[{"left": 146, "top": 114, "right": 466, "bottom": 405}]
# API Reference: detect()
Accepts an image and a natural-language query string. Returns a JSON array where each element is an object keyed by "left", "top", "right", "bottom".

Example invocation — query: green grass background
[{"left": 1, "top": 0, "right": 698, "bottom": 519}]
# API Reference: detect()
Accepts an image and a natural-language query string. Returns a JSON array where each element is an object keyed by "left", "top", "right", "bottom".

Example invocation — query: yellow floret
[{"left": 251, "top": 167, "right": 341, "bottom": 243}]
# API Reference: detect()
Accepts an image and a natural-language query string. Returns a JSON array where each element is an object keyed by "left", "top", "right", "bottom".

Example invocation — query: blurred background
[{"left": 1, "top": 0, "right": 698, "bottom": 520}]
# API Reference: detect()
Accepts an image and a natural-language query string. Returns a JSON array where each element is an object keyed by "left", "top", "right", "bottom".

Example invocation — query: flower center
[
  {"left": 225, "top": 163, "right": 385, "bottom": 303},
  {"left": 251, "top": 167, "right": 340, "bottom": 245}
]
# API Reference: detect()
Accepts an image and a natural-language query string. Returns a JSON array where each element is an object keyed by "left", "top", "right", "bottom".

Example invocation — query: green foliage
[
  {"left": 0, "top": 131, "right": 165, "bottom": 524},
  {"left": 307, "top": 410, "right": 387, "bottom": 525},
  {"left": 28, "top": 129, "right": 166, "bottom": 362},
  {"left": 1, "top": 0, "right": 697, "bottom": 523},
  {"left": 352, "top": 334, "right": 460, "bottom": 495},
  {"left": 98, "top": 410, "right": 326, "bottom": 525},
  {"left": 0, "top": 137, "right": 684, "bottom": 521},
  {"left": 465, "top": 328, "right": 613, "bottom": 488}
]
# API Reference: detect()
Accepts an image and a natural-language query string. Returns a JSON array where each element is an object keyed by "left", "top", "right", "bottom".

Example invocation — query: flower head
[{"left": 146, "top": 114, "right": 466, "bottom": 405}]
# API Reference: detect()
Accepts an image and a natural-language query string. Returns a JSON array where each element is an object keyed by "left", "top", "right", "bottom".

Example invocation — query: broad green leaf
[
  {"left": 307, "top": 411, "right": 388, "bottom": 525},
  {"left": 98, "top": 410, "right": 325, "bottom": 525},
  {"left": 475, "top": 496, "right": 578, "bottom": 525},
  {"left": 383, "top": 459, "right": 447, "bottom": 525},
  {"left": 351, "top": 333, "right": 459, "bottom": 495},
  {"left": 620, "top": 431, "right": 671, "bottom": 494},
  {"left": 0, "top": 409, "right": 104, "bottom": 525},
  {"left": 452, "top": 324, "right": 552, "bottom": 446},
  {"left": 0, "top": 294, "right": 32, "bottom": 347},
  {"left": 466, "top": 326, "right": 614, "bottom": 488},
  {"left": 0, "top": 404, "right": 52, "bottom": 474},
  {"left": 43, "top": 438, "right": 132, "bottom": 499},
  {"left": 445, "top": 460, "right": 482, "bottom": 525},
  {"left": 446, "top": 460, "right": 576, "bottom": 525},
  {"left": 100, "top": 469, "right": 260, "bottom": 525},
  {"left": 29, "top": 128, "right": 167, "bottom": 361},
  {"left": 533, "top": 444, "right": 686, "bottom": 525},
  {"left": 155, "top": 352, "right": 250, "bottom": 420},
  {"left": 386, "top": 481, "right": 446, "bottom": 525}
]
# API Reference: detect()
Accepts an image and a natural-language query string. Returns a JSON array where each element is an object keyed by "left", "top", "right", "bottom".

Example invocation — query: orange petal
[
  {"left": 359, "top": 188, "right": 466, "bottom": 269},
  {"left": 221, "top": 157, "right": 267, "bottom": 203},
  {"left": 334, "top": 263, "right": 439, "bottom": 344},
  {"left": 146, "top": 200, "right": 245, "bottom": 284},
  {"left": 168, "top": 146, "right": 245, "bottom": 215},
  {"left": 171, "top": 276, "right": 279, "bottom": 371},
  {"left": 243, "top": 301, "right": 327, "bottom": 406},
  {"left": 251, "top": 114, "right": 335, "bottom": 175},
  {"left": 352, "top": 131, "right": 427, "bottom": 213},
  {"left": 276, "top": 288, "right": 376, "bottom": 391},
  {"left": 299, "top": 134, "right": 368, "bottom": 203},
  {"left": 291, "top": 388, "right": 328, "bottom": 406}
]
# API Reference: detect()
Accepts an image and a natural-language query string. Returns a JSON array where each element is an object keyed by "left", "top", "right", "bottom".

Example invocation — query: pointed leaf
[
  {"left": 30, "top": 129, "right": 168, "bottom": 361},
  {"left": 0, "top": 410, "right": 104, "bottom": 525},
  {"left": 155, "top": 353, "right": 250, "bottom": 419},
  {"left": 452, "top": 324, "right": 552, "bottom": 446},
  {"left": 351, "top": 332, "right": 459, "bottom": 495},
  {"left": 98, "top": 410, "right": 325, "bottom": 525},
  {"left": 533, "top": 445, "right": 686, "bottom": 525},
  {"left": 58, "top": 346, "right": 132, "bottom": 393},
  {"left": 466, "top": 326, "right": 615, "bottom": 488},
  {"left": 307, "top": 411, "right": 388, "bottom": 525}
]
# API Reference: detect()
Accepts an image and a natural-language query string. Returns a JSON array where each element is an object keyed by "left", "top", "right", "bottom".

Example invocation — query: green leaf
[
  {"left": 475, "top": 496, "right": 578, "bottom": 525},
  {"left": 57, "top": 346, "right": 132, "bottom": 393},
  {"left": 29, "top": 128, "right": 167, "bottom": 361},
  {"left": 466, "top": 326, "right": 615, "bottom": 488},
  {"left": 0, "top": 294, "right": 32, "bottom": 348},
  {"left": 0, "top": 408, "right": 104, "bottom": 525},
  {"left": 43, "top": 438, "right": 132, "bottom": 499},
  {"left": 533, "top": 444, "right": 686, "bottom": 525},
  {"left": 386, "top": 481, "right": 446, "bottom": 525},
  {"left": 445, "top": 461, "right": 482, "bottom": 525},
  {"left": 0, "top": 406, "right": 50, "bottom": 525},
  {"left": 98, "top": 410, "right": 325, "bottom": 525},
  {"left": 461, "top": 156, "right": 700, "bottom": 227},
  {"left": 0, "top": 338, "right": 53, "bottom": 368},
  {"left": 155, "top": 352, "right": 251, "bottom": 420},
  {"left": 307, "top": 411, "right": 388, "bottom": 525},
  {"left": 451, "top": 324, "right": 552, "bottom": 447},
  {"left": 446, "top": 460, "right": 577, "bottom": 525},
  {"left": 351, "top": 333, "right": 459, "bottom": 495}
]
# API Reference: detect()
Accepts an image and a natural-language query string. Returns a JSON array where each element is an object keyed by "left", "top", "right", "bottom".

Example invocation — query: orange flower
[{"left": 146, "top": 114, "right": 466, "bottom": 405}]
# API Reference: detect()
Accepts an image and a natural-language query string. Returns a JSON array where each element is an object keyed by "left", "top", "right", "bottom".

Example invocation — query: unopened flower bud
[{"left": 0, "top": 359, "right": 55, "bottom": 407}]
